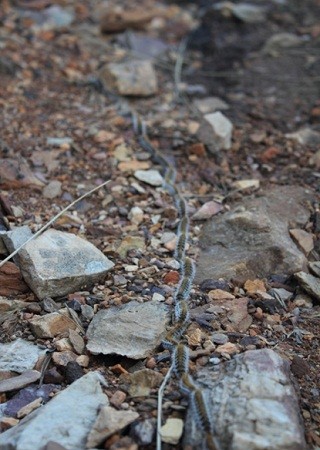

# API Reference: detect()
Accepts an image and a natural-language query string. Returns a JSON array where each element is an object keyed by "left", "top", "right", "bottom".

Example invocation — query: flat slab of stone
[
  {"left": 295, "top": 271, "right": 320, "bottom": 302},
  {"left": 196, "top": 186, "right": 313, "bottom": 282},
  {"left": 100, "top": 59, "right": 158, "bottom": 97},
  {"left": 0, "top": 339, "right": 45, "bottom": 374},
  {"left": 86, "top": 300, "right": 169, "bottom": 359},
  {"left": 3, "top": 228, "right": 114, "bottom": 299},
  {"left": 0, "top": 372, "right": 109, "bottom": 450},
  {"left": 0, "top": 370, "right": 40, "bottom": 393},
  {"left": 184, "top": 349, "right": 307, "bottom": 450}
]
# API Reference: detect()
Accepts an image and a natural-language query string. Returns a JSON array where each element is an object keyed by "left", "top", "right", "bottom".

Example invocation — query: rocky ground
[{"left": 0, "top": 0, "right": 319, "bottom": 449}]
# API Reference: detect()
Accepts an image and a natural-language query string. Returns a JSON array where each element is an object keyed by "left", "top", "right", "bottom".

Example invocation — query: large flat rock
[
  {"left": 3, "top": 228, "right": 114, "bottom": 299},
  {"left": 0, "top": 372, "right": 109, "bottom": 450},
  {"left": 184, "top": 349, "right": 307, "bottom": 450},
  {"left": 0, "top": 339, "right": 45, "bottom": 374},
  {"left": 86, "top": 300, "right": 169, "bottom": 359},
  {"left": 196, "top": 186, "right": 312, "bottom": 282}
]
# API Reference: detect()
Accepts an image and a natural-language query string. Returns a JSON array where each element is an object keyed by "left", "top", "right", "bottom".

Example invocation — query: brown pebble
[
  {"left": 109, "top": 436, "right": 138, "bottom": 450},
  {"left": 104, "top": 434, "right": 121, "bottom": 449},
  {"left": 189, "top": 142, "right": 206, "bottom": 157},
  {"left": 163, "top": 271, "right": 180, "bottom": 285},
  {"left": 110, "top": 364, "right": 128, "bottom": 375},
  {"left": 0, "top": 417, "right": 19, "bottom": 431},
  {"left": 110, "top": 390, "right": 127, "bottom": 408},
  {"left": 146, "top": 357, "right": 157, "bottom": 369},
  {"left": 254, "top": 307, "right": 264, "bottom": 320},
  {"left": 291, "top": 355, "right": 310, "bottom": 378}
]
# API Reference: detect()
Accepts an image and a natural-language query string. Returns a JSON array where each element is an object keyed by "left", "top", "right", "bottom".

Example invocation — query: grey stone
[
  {"left": 2, "top": 226, "right": 33, "bottom": 259},
  {"left": 81, "top": 304, "right": 94, "bottom": 321},
  {"left": 3, "top": 228, "right": 114, "bottom": 299},
  {"left": 196, "top": 186, "right": 312, "bottom": 282},
  {"left": 86, "top": 406, "right": 139, "bottom": 448},
  {"left": 286, "top": 127, "right": 320, "bottom": 146},
  {"left": 86, "top": 300, "right": 169, "bottom": 359},
  {"left": 309, "top": 261, "right": 320, "bottom": 277},
  {"left": 100, "top": 59, "right": 158, "bottom": 97},
  {"left": 0, "top": 231, "right": 8, "bottom": 255},
  {"left": 198, "top": 112, "right": 233, "bottom": 153},
  {"left": 295, "top": 272, "right": 320, "bottom": 302},
  {"left": 134, "top": 169, "right": 163, "bottom": 186},
  {"left": 263, "top": 33, "right": 303, "bottom": 56},
  {"left": 42, "top": 181, "right": 62, "bottom": 199},
  {"left": 46, "top": 137, "right": 73, "bottom": 146},
  {"left": 0, "top": 371, "right": 40, "bottom": 393},
  {"left": 0, "top": 339, "right": 45, "bottom": 374},
  {"left": 131, "top": 419, "right": 156, "bottom": 445},
  {"left": 184, "top": 349, "right": 307, "bottom": 450},
  {"left": 211, "top": 333, "right": 229, "bottom": 345},
  {"left": 231, "top": 3, "right": 267, "bottom": 23},
  {"left": 0, "top": 372, "right": 109, "bottom": 450},
  {"left": 194, "top": 97, "right": 229, "bottom": 114}
]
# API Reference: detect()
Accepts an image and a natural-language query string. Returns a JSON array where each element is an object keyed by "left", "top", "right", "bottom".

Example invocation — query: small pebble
[{"left": 211, "top": 333, "right": 229, "bottom": 345}]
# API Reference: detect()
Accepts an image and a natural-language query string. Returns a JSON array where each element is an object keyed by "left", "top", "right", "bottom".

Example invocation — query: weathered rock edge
[
  {"left": 184, "top": 349, "right": 307, "bottom": 450},
  {"left": 0, "top": 372, "right": 109, "bottom": 450}
]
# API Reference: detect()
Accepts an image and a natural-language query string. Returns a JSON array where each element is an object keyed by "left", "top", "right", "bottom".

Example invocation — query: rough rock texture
[
  {"left": 0, "top": 371, "right": 40, "bottom": 393},
  {"left": 29, "top": 311, "right": 78, "bottom": 338},
  {"left": 86, "top": 300, "right": 169, "bottom": 359},
  {"left": 184, "top": 349, "right": 307, "bottom": 450},
  {"left": 295, "top": 271, "right": 320, "bottom": 302},
  {"left": 196, "top": 186, "right": 312, "bottom": 282},
  {"left": 86, "top": 406, "right": 139, "bottom": 448},
  {"left": 0, "top": 372, "right": 109, "bottom": 450},
  {"left": 100, "top": 59, "right": 158, "bottom": 97},
  {"left": 3, "top": 228, "right": 114, "bottom": 299},
  {"left": 0, "top": 339, "right": 45, "bottom": 373},
  {"left": 198, "top": 111, "right": 233, "bottom": 153}
]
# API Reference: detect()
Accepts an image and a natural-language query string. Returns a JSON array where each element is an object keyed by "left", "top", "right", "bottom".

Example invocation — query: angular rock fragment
[
  {"left": 86, "top": 300, "right": 169, "bottom": 359},
  {"left": 120, "top": 369, "right": 164, "bottom": 397},
  {"left": 196, "top": 186, "right": 312, "bottom": 281},
  {"left": 0, "top": 339, "right": 45, "bottom": 373},
  {"left": 198, "top": 111, "right": 233, "bottom": 153},
  {"left": 134, "top": 169, "right": 163, "bottom": 186},
  {"left": 184, "top": 349, "right": 307, "bottom": 450},
  {"left": 29, "top": 312, "right": 78, "bottom": 338},
  {"left": 289, "top": 229, "right": 314, "bottom": 255},
  {"left": 0, "top": 262, "right": 29, "bottom": 296},
  {"left": 0, "top": 158, "right": 45, "bottom": 189},
  {"left": 0, "top": 372, "right": 109, "bottom": 450},
  {"left": 86, "top": 406, "right": 139, "bottom": 448},
  {"left": 194, "top": 96, "right": 229, "bottom": 114},
  {"left": 100, "top": 59, "right": 158, "bottom": 97},
  {"left": 263, "top": 33, "right": 303, "bottom": 55},
  {"left": 295, "top": 271, "right": 320, "bottom": 302},
  {"left": 0, "top": 370, "right": 40, "bottom": 393},
  {"left": 160, "top": 418, "right": 184, "bottom": 445},
  {"left": 309, "top": 261, "right": 320, "bottom": 277},
  {"left": 3, "top": 228, "right": 114, "bottom": 299}
]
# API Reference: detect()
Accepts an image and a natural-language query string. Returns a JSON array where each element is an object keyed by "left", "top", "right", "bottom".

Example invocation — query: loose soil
[{"left": 0, "top": 0, "right": 319, "bottom": 448}]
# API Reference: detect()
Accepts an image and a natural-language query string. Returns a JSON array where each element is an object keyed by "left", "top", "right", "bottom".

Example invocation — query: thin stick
[
  {"left": 0, "top": 179, "right": 111, "bottom": 268},
  {"left": 157, "top": 364, "right": 174, "bottom": 450},
  {"left": 174, "top": 37, "right": 189, "bottom": 100}
]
